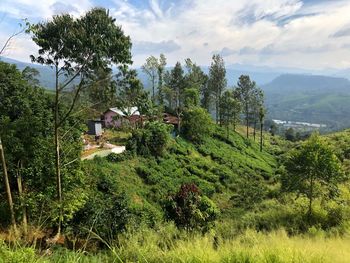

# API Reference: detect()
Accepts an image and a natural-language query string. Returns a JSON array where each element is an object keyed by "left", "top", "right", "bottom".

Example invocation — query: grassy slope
[
  {"left": 83, "top": 126, "right": 278, "bottom": 221},
  {"left": 3, "top": 129, "right": 350, "bottom": 262}
]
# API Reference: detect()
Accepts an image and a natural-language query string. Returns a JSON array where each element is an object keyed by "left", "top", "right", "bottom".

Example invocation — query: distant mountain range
[
  {"left": 2, "top": 56, "right": 350, "bottom": 131},
  {"left": 262, "top": 74, "right": 350, "bottom": 130}
]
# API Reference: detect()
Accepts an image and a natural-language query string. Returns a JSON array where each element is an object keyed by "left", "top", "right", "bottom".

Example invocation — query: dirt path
[{"left": 82, "top": 146, "right": 126, "bottom": 160}]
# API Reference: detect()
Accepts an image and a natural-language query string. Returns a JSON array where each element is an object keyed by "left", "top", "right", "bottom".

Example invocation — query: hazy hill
[
  {"left": 3, "top": 56, "right": 350, "bottom": 131},
  {"left": 262, "top": 74, "right": 350, "bottom": 130},
  {"left": 0, "top": 56, "right": 56, "bottom": 89},
  {"left": 0, "top": 57, "right": 282, "bottom": 89}
]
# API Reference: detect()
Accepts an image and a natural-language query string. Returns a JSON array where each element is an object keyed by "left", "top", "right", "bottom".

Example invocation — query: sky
[{"left": 1, "top": 0, "right": 350, "bottom": 69}]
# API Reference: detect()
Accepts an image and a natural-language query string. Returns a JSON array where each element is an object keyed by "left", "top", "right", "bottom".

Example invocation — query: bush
[
  {"left": 164, "top": 183, "right": 219, "bottom": 232},
  {"left": 70, "top": 173, "right": 131, "bottom": 241},
  {"left": 107, "top": 151, "right": 131, "bottom": 162},
  {"left": 181, "top": 107, "right": 214, "bottom": 143},
  {"left": 70, "top": 192, "right": 131, "bottom": 242},
  {"left": 128, "top": 121, "right": 171, "bottom": 157}
]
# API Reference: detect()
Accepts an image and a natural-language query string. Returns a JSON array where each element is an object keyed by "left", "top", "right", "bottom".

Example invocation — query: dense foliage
[
  {"left": 128, "top": 121, "right": 171, "bottom": 157},
  {"left": 181, "top": 106, "right": 214, "bottom": 143},
  {"left": 164, "top": 183, "right": 219, "bottom": 232}
]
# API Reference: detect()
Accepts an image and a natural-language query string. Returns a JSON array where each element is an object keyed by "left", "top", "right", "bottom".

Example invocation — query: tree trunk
[
  {"left": 152, "top": 82, "right": 155, "bottom": 102},
  {"left": 246, "top": 104, "right": 249, "bottom": 138},
  {"left": 226, "top": 122, "right": 229, "bottom": 140},
  {"left": 17, "top": 160, "right": 27, "bottom": 235},
  {"left": 216, "top": 100, "right": 219, "bottom": 124},
  {"left": 260, "top": 123, "right": 263, "bottom": 152},
  {"left": 0, "top": 137, "right": 17, "bottom": 230},
  {"left": 55, "top": 66, "right": 63, "bottom": 235},
  {"left": 308, "top": 174, "right": 314, "bottom": 219},
  {"left": 218, "top": 93, "right": 221, "bottom": 126},
  {"left": 233, "top": 113, "right": 236, "bottom": 132},
  {"left": 253, "top": 121, "right": 256, "bottom": 141}
]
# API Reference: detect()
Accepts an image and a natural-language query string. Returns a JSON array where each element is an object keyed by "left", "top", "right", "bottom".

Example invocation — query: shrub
[
  {"left": 70, "top": 192, "right": 131, "bottom": 242},
  {"left": 107, "top": 151, "right": 131, "bottom": 162},
  {"left": 164, "top": 183, "right": 219, "bottom": 232},
  {"left": 70, "top": 173, "right": 131, "bottom": 241},
  {"left": 181, "top": 107, "right": 214, "bottom": 143},
  {"left": 128, "top": 121, "right": 171, "bottom": 157}
]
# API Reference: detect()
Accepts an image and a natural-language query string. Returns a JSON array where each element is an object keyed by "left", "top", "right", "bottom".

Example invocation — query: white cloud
[
  {"left": 0, "top": 0, "right": 92, "bottom": 19},
  {"left": 1, "top": 0, "right": 350, "bottom": 69}
]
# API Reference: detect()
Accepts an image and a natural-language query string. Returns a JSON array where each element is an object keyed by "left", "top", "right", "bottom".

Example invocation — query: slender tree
[
  {"left": 208, "top": 54, "right": 226, "bottom": 124},
  {"left": 259, "top": 106, "right": 266, "bottom": 152},
  {"left": 220, "top": 90, "right": 241, "bottom": 139},
  {"left": 185, "top": 58, "right": 208, "bottom": 91},
  {"left": 116, "top": 67, "right": 150, "bottom": 121},
  {"left": 29, "top": 8, "right": 132, "bottom": 235},
  {"left": 157, "top": 54, "right": 167, "bottom": 104},
  {"left": 86, "top": 67, "right": 117, "bottom": 112},
  {"left": 142, "top": 56, "right": 158, "bottom": 102},
  {"left": 169, "top": 62, "right": 185, "bottom": 132},
  {"left": 235, "top": 75, "right": 257, "bottom": 138},
  {"left": 0, "top": 19, "right": 29, "bottom": 233},
  {"left": 250, "top": 88, "right": 264, "bottom": 141},
  {"left": 0, "top": 138, "right": 16, "bottom": 230}
]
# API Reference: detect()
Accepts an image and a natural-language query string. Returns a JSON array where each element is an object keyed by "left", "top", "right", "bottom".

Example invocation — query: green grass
[{"left": 2, "top": 229, "right": 350, "bottom": 262}]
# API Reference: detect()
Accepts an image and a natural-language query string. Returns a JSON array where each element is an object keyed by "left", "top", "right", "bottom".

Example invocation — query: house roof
[
  {"left": 163, "top": 113, "right": 179, "bottom": 125},
  {"left": 106, "top": 106, "right": 140, "bottom": 116}
]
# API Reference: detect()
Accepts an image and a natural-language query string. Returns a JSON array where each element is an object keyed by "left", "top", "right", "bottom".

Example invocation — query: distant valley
[{"left": 262, "top": 74, "right": 350, "bottom": 131}]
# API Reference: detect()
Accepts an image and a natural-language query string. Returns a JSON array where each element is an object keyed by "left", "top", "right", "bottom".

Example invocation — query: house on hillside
[{"left": 102, "top": 106, "right": 141, "bottom": 128}]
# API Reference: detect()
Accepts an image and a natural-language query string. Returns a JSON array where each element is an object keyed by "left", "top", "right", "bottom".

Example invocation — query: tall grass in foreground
[{"left": 1, "top": 229, "right": 350, "bottom": 263}]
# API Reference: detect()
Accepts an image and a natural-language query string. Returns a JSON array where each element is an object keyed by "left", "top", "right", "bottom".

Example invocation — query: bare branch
[
  {"left": 0, "top": 29, "right": 24, "bottom": 56},
  {"left": 58, "top": 79, "right": 86, "bottom": 127}
]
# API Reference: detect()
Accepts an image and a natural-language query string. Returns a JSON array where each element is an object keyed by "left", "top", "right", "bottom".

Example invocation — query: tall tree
[
  {"left": 0, "top": 137, "right": 16, "bottom": 230},
  {"left": 282, "top": 133, "right": 344, "bottom": 218},
  {"left": 169, "top": 62, "right": 185, "bottom": 132},
  {"left": 142, "top": 56, "right": 158, "bottom": 102},
  {"left": 29, "top": 8, "right": 132, "bottom": 235},
  {"left": 235, "top": 75, "right": 257, "bottom": 138},
  {"left": 0, "top": 20, "right": 29, "bottom": 232},
  {"left": 116, "top": 67, "right": 150, "bottom": 116},
  {"left": 259, "top": 106, "right": 266, "bottom": 152},
  {"left": 157, "top": 54, "right": 167, "bottom": 104},
  {"left": 208, "top": 54, "right": 226, "bottom": 124},
  {"left": 184, "top": 58, "right": 208, "bottom": 91},
  {"left": 220, "top": 90, "right": 241, "bottom": 139},
  {"left": 250, "top": 88, "right": 264, "bottom": 141},
  {"left": 86, "top": 67, "right": 117, "bottom": 113}
]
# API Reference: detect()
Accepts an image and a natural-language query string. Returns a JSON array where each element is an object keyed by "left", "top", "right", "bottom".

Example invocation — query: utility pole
[{"left": 0, "top": 137, "right": 17, "bottom": 230}]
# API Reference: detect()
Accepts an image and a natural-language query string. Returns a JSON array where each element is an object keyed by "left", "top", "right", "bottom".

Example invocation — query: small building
[
  {"left": 163, "top": 113, "right": 180, "bottom": 136},
  {"left": 87, "top": 120, "right": 103, "bottom": 136},
  {"left": 163, "top": 113, "right": 179, "bottom": 127},
  {"left": 102, "top": 106, "right": 141, "bottom": 128}
]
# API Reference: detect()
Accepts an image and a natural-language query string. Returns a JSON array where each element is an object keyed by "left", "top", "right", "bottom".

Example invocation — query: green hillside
[{"left": 82, "top": 127, "right": 278, "bottom": 225}]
